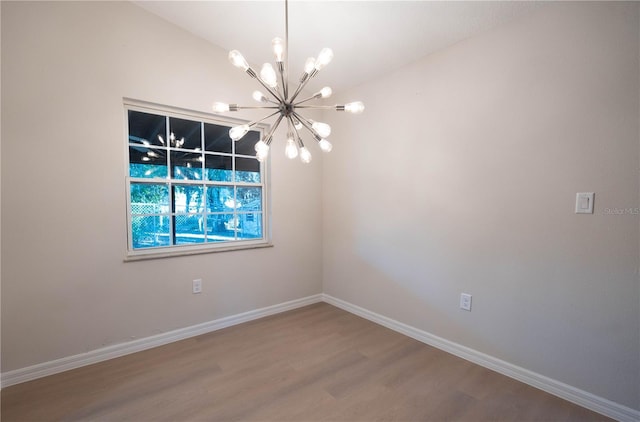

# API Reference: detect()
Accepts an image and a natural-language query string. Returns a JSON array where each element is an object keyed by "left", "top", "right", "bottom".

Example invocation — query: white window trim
[{"left": 123, "top": 98, "right": 272, "bottom": 261}]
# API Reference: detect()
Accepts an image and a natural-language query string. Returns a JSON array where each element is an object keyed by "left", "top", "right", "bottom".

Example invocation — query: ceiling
[{"left": 134, "top": 1, "right": 544, "bottom": 94}]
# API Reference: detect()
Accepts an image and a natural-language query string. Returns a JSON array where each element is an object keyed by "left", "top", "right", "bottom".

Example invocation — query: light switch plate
[
  {"left": 460, "top": 293, "right": 472, "bottom": 311},
  {"left": 575, "top": 192, "right": 594, "bottom": 214}
]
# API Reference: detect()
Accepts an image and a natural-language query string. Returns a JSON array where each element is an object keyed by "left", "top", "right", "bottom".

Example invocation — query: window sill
[{"left": 124, "top": 242, "right": 273, "bottom": 262}]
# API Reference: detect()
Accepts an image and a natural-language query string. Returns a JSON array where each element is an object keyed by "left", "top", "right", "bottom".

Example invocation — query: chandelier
[{"left": 212, "top": 0, "right": 364, "bottom": 164}]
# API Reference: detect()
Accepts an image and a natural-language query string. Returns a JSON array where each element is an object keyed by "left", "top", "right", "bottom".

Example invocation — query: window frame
[{"left": 123, "top": 98, "right": 271, "bottom": 261}]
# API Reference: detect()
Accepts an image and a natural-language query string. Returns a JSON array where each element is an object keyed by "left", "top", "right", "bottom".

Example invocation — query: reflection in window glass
[
  {"left": 235, "top": 130, "right": 261, "bottom": 156},
  {"left": 236, "top": 157, "right": 261, "bottom": 183},
  {"left": 169, "top": 117, "right": 201, "bottom": 150},
  {"left": 128, "top": 110, "right": 166, "bottom": 147},
  {"left": 204, "top": 123, "right": 232, "bottom": 153},
  {"left": 205, "top": 155, "right": 233, "bottom": 182},
  {"left": 129, "top": 146, "right": 167, "bottom": 179},
  {"left": 170, "top": 151, "right": 203, "bottom": 180}
]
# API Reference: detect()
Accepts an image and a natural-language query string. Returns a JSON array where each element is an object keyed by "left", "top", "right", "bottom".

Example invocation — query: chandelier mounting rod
[{"left": 284, "top": 0, "right": 289, "bottom": 99}]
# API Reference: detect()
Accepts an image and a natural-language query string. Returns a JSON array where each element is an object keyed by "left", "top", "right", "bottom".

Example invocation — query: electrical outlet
[
  {"left": 192, "top": 279, "right": 202, "bottom": 294},
  {"left": 460, "top": 293, "right": 472, "bottom": 311}
]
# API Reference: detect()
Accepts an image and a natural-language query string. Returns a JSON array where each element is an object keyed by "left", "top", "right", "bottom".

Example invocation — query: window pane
[
  {"left": 132, "top": 215, "right": 170, "bottom": 249},
  {"left": 174, "top": 185, "right": 204, "bottom": 213},
  {"left": 237, "top": 187, "right": 262, "bottom": 211},
  {"left": 235, "top": 157, "right": 261, "bottom": 183},
  {"left": 237, "top": 212, "right": 263, "bottom": 239},
  {"left": 128, "top": 110, "right": 165, "bottom": 147},
  {"left": 206, "top": 214, "right": 237, "bottom": 242},
  {"left": 130, "top": 183, "right": 169, "bottom": 214},
  {"left": 205, "top": 155, "right": 233, "bottom": 182},
  {"left": 204, "top": 123, "right": 232, "bottom": 153},
  {"left": 174, "top": 214, "right": 205, "bottom": 245},
  {"left": 206, "top": 186, "right": 235, "bottom": 212},
  {"left": 129, "top": 146, "right": 167, "bottom": 178},
  {"left": 170, "top": 151, "right": 203, "bottom": 180},
  {"left": 169, "top": 117, "right": 201, "bottom": 150},
  {"left": 235, "top": 130, "right": 261, "bottom": 156}
]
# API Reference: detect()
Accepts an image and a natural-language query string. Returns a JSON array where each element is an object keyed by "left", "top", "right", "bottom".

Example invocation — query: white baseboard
[
  {"left": 322, "top": 294, "right": 639, "bottom": 422},
  {"left": 0, "top": 294, "right": 323, "bottom": 389}
]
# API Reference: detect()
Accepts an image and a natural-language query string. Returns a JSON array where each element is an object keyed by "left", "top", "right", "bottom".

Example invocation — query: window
[{"left": 125, "top": 100, "right": 269, "bottom": 258}]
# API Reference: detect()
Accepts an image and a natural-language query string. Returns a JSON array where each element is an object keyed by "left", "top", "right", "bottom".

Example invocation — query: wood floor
[{"left": 1, "top": 303, "right": 611, "bottom": 421}]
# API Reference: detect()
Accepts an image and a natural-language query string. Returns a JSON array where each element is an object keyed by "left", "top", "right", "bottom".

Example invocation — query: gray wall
[
  {"left": 1, "top": 1, "right": 323, "bottom": 371},
  {"left": 323, "top": 2, "right": 640, "bottom": 411}
]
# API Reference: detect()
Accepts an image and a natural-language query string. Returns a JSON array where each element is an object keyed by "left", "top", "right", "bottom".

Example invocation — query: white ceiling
[{"left": 134, "top": 1, "right": 544, "bottom": 94}]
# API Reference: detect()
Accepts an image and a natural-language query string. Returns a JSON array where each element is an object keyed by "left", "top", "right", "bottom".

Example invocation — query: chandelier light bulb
[
  {"left": 344, "top": 101, "right": 365, "bottom": 114},
  {"left": 252, "top": 91, "right": 268, "bottom": 103},
  {"left": 319, "top": 87, "right": 332, "bottom": 98},
  {"left": 256, "top": 148, "right": 269, "bottom": 162},
  {"left": 272, "top": 37, "right": 285, "bottom": 62},
  {"left": 285, "top": 139, "right": 299, "bottom": 159},
  {"left": 318, "top": 139, "right": 333, "bottom": 152},
  {"left": 299, "top": 147, "right": 312, "bottom": 163},
  {"left": 254, "top": 140, "right": 269, "bottom": 153},
  {"left": 213, "top": 102, "right": 230, "bottom": 113},
  {"left": 314, "top": 48, "right": 334, "bottom": 70},
  {"left": 304, "top": 57, "right": 316, "bottom": 74},
  {"left": 260, "top": 63, "right": 278, "bottom": 88},
  {"left": 255, "top": 140, "right": 270, "bottom": 162},
  {"left": 311, "top": 121, "right": 331, "bottom": 138},
  {"left": 229, "top": 124, "right": 250, "bottom": 141},
  {"left": 229, "top": 50, "right": 250, "bottom": 71}
]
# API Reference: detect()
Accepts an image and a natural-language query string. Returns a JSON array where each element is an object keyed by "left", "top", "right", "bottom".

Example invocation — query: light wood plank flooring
[{"left": 1, "top": 303, "right": 611, "bottom": 421}]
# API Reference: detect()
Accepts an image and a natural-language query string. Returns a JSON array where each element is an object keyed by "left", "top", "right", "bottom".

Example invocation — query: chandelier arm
[
  {"left": 248, "top": 110, "right": 282, "bottom": 128},
  {"left": 289, "top": 77, "right": 313, "bottom": 103},
  {"left": 292, "top": 95, "right": 318, "bottom": 106},
  {"left": 277, "top": 62, "right": 288, "bottom": 100},
  {"left": 255, "top": 76, "right": 285, "bottom": 102},
  {"left": 236, "top": 106, "right": 281, "bottom": 110},
  {"left": 286, "top": 116, "right": 292, "bottom": 135},
  {"left": 288, "top": 116, "right": 305, "bottom": 148},
  {"left": 263, "top": 114, "right": 285, "bottom": 145},
  {"left": 292, "top": 111, "right": 321, "bottom": 141},
  {"left": 276, "top": 82, "right": 287, "bottom": 102},
  {"left": 294, "top": 105, "right": 337, "bottom": 110},
  {"left": 289, "top": 67, "right": 320, "bottom": 103}
]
